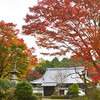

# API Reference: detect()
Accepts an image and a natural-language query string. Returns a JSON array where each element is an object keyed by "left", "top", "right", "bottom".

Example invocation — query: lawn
[{"left": 42, "top": 98, "right": 71, "bottom": 100}]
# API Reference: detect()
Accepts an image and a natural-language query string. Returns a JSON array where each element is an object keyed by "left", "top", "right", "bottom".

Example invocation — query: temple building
[{"left": 30, "top": 67, "right": 90, "bottom": 96}]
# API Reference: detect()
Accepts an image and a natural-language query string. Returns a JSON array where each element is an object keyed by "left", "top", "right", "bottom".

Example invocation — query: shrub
[
  {"left": 5, "top": 87, "right": 17, "bottom": 100},
  {"left": 14, "top": 81, "right": 33, "bottom": 100},
  {"left": 67, "top": 85, "right": 73, "bottom": 95},
  {"left": 92, "top": 88, "right": 100, "bottom": 100},
  {"left": 67, "top": 83, "right": 80, "bottom": 97},
  {"left": 30, "top": 95, "right": 39, "bottom": 100},
  {"left": 33, "top": 93, "right": 42, "bottom": 96},
  {"left": 0, "top": 88, "right": 5, "bottom": 99},
  {"left": 71, "top": 88, "right": 100, "bottom": 100},
  {"left": 86, "top": 88, "right": 100, "bottom": 100},
  {"left": 0, "top": 78, "right": 11, "bottom": 91},
  {"left": 51, "top": 95, "right": 68, "bottom": 99}
]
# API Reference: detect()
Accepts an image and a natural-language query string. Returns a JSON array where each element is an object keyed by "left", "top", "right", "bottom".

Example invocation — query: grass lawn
[{"left": 42, "top": 98, "right": 71, "bottom": 100}]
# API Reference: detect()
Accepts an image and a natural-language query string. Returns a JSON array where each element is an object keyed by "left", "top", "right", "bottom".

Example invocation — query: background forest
[{"left": 26, "top": 57, "right": 82, "bottom": 81}]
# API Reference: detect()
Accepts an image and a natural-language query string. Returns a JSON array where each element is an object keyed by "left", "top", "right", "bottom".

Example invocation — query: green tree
[
  {"left": 61, "top": 58, "right": 69, "bottom": 67},
  {"left": 67, "top": 85, "right": 73, "bottom": 95},
  {"left": 0, "top": 78, "right": 11, "bottom": 100},
  {"left": 14, "top": 81, "right": 33, "bottom": 100},
  {"left": 36, "top": 57, "right": 61, "bottom": 75},
  {"left": 0, "top": 78, "right": 11, "bottom": 92},
  {"left": 67, "top": 83, "right": 80, "bottom": 97},
  {"left": 51, "top": 57, "right": 61, "bottom": 68},
  {"left": 36, "top": 60, "right": 51, "bottom": 75},
  {"left": 60, "top": 57, "right": 81, "bottom": 67}
]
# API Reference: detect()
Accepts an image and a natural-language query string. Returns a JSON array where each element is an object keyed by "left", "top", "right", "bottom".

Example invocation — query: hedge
[
  {"left": 33, "top": 93, "right": 42, "bottom": 96},
  {"left": 30, "top": 95, "right": 39, "bottom": 100},
  {"left": 51, "top": 95, "right": 68, "bottom": 99}
]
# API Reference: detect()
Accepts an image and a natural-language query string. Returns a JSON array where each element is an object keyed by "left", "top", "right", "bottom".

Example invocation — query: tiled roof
[
  {"left": 30, "top": 78, "right": 43, "bottom": 84},
  {"left": 30, "top": 67, "right": 88, "bottom": 86}
]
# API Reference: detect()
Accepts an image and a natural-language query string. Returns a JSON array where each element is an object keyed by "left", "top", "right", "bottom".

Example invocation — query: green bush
[
  {"left": 92, "top": 88, "right": 100, "bottom": 100},
  {"left": 51, "top": 95, "right": 68, "bottom": 99},
  {"left": 0, "top": 78, "right": 11, "bottom": 91},
  {"left": 5, "top": 87, "right": 17, "bottom": 100},
  {"left": 67, "top": 83, "right": 80, "bottom": 97},
  {"left": 33, "top": 93, "right": 42, "bottom": 96},
  {"left": 14, "top": 81, "right": 33, "bottom": 100},
  {"left": 67, "top": 85, "right": 73, "bottom": 95},
  {"left": 30, "top": 95, "right": 39, "bottom": 100},
  {"left": 86, "top": 88, "right": 100, "bottom": 100},
  {"left": 0, "top": 88, "right": 5, "bottom": 99},
  {"left": 71, "top": 88, "right": 100, "bottom": 100}
]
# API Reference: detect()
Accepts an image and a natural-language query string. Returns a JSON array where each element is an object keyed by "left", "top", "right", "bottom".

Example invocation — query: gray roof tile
[{"left": 30, "top": 67, "right": 88, "bottom": 86}]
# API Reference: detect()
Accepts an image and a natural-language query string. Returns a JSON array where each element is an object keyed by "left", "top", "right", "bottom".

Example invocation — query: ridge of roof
[{"left": 46, "top": 67, "right": 84, "bottom": 71}]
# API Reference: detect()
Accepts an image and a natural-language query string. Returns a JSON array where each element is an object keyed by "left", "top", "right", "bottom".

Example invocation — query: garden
[
  {"left": 1, "top": 78, "right": 100, "bottom": 100},
  {"left": 0, "top": 0, "right": 100, "bottom": 100}
]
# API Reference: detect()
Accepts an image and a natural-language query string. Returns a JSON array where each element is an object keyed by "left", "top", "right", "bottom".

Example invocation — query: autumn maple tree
[
  {"left": 23, "top": 0, "right": 100, "bottom": 83},
  {"left": 0, "top": 21, "right": 37, "bottom": 79},
  {"left": 25, "top": 70, "right": 42, "bottom": 82}
]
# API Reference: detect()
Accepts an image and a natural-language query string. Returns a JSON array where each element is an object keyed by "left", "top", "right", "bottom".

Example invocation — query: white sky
[
  {"left": 0, "top": 0, "right": 37, "bottom": 30},
  {"left": 0, "top": 0, "right": 71, "bottom": 61}
]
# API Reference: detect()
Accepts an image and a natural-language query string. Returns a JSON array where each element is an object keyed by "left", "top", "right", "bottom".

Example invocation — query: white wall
[
  {"left": 33, "top": 88, "right": 44, "bottom": 96},
  {"left": 33, "top": 87, "right": 85, "bottom": 96}
]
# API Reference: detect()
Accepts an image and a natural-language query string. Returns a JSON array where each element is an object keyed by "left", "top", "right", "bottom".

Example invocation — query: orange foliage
[
  {"left": 23, "top": 0, "right": 100, "bottom": 83},
  {"left": 0, "top": 21, "right": 38, "bottom": 79}
]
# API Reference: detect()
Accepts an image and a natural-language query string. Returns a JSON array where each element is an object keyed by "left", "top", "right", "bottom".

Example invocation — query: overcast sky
[
  {"left": 0, "top": 0, "right": 71, "bottom": 60},
  {"left": 0, "top": 0, "right": 57, "bottom": 60},
  {"left": 0, "top": 0, "right": 37, "bottom": 30}
]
